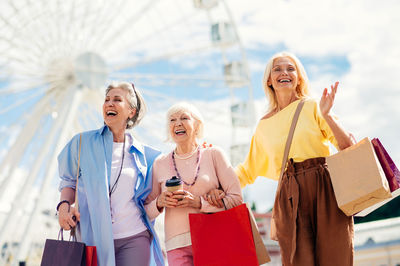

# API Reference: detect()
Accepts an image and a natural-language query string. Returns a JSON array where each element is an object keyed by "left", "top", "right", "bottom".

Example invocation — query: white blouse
[{"left": 110, "top": 134, "right": 147, "bottom": 239}]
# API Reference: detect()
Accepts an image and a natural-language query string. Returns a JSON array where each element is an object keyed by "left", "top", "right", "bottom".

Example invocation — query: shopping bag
[
  {"left": 189, "top": 204, "right": 259, "bottom": 266},
  {"left": 326, "top": 137, "right": 392, "bottom": 216},
  {"left": 355, "top": 187, "right": 400, "bottom": 217},
  {"left": 41, "top": 229, "right": 86, "bottom": 266},
  {"left": 75, "top": 222, "right": 98, "bottom": 266},
  {"left": 246, "top": 204, "right": 271, "bottom": 264},
  {"left": 371, "top": 138, "right": 400, "bottom": 192},
  {"left": 85, "top": 245, "right": 98, "bottom": 266}
]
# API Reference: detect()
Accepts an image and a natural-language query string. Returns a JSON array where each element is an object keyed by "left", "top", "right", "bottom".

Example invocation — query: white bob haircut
[{"left": 166, "top": 102, "right": 204, "bottom": 142}]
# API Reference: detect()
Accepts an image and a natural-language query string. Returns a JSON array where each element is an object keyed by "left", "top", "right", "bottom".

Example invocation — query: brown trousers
[{"left": 273, "top": 157, "right": 354, "bottom": 266}]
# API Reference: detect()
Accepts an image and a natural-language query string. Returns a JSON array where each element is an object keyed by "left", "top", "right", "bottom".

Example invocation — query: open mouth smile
[
  {"left": 278, "top": 78, "right": 291, "bottom": 83},
  {"left": 175, "top": 129, "right": 186, "bottom": 135},
  {"left": 106, "top": 111, "right": 117, "bottom": 116}
]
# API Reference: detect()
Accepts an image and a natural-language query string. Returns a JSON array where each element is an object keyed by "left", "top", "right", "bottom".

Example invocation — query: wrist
[
  {"left": 322, "top": 112, "right": 333, "bottom": 120},
  {"left": 156, "top": 197, "right": 163, "bottom": 212},
  {"left": 56, "top": 200, "right": 70, "bottom": 212},
  {"left": 196, "top": 196, "right": 202, "bottom": 209}
]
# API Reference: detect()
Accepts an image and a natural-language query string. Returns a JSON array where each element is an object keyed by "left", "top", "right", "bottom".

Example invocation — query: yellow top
[{"left": 236, "top": 98, "right": 339, "bottom": 187}]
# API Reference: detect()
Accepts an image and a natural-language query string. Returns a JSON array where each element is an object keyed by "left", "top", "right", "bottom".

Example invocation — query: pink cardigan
[{"left": 145, "top": 146, "right": 243, "bottom": 251}]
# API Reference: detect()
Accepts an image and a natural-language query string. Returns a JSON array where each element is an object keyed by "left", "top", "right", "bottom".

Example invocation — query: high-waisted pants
[{"left": 273, "top": 157, "right": 354, "bottom": 266}]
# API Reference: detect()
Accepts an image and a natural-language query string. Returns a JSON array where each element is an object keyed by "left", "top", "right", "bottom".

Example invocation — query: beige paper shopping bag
[
  {"left": 326, "top": 137, "right": 392, "bottom": 216},
  {"left": 247, "top": 204, "right": 271, "bottom": 265}
]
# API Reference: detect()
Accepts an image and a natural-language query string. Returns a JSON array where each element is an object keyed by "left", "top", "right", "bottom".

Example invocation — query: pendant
[{"left": 111, "top": 207, "right": 115, "bottom": 224}]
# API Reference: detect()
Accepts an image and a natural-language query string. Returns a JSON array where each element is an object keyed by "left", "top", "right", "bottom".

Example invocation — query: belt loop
[{"left": 287, "top": 158, "right": 295, "bottom": 173}]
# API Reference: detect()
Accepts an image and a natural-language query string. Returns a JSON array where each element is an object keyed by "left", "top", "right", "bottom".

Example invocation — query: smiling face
[
  {"left": 267, "top": 56, "right": 300, "bottom": 94},
  {"left": 168, "top": 111, "right": 198, "bottom": 145},
  {"left": 103, "top": 87, "right": 136, "bottom": 130}
]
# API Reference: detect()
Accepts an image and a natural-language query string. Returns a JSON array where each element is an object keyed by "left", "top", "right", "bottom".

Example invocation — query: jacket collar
[{"left": 99, "top": 125, "right": 145, "bottom": 155}]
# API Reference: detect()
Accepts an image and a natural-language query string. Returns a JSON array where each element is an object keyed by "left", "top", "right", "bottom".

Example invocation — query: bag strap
[
  {"left": 279, "top": 100, "right": 305, "bottom": 180},
  {"left": 70, "top": 133, "right": 82, "bottom": 239},
  {"left": 210, "top": 148, "right": 227, "bottom": 210},
  {"left": 75, "top": 133, "right": 82, "bottom": 210}
]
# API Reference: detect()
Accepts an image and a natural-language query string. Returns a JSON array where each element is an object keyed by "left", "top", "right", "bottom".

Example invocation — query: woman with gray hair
[
  {"left": 57, "top": 81, "right": 164, "bottom": 266},
  {"left": 145, "top": 102, "right": 243, "bottom": 266}
]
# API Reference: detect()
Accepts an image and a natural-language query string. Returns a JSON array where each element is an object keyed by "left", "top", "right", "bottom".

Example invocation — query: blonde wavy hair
[{"left": 262, "top": 51, "right": 310, "bottom": 112}]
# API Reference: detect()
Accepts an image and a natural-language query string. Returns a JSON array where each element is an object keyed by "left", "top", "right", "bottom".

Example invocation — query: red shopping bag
[
  {"left": 189, "top": 204, "right": 258, "bottom": 266},
  {"left": 85, "top": 246, "right": 97, "bottom": 266},
  {"left": 372, "top": 138, "right": 400, "bottom": 192}
]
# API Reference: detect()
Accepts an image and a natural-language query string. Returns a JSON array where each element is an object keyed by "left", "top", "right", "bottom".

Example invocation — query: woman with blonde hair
[{"left": 208, "top": 51, "right": 355, "bottom": 265}]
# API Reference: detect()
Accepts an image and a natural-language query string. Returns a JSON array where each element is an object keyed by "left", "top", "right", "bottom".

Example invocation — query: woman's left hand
[
  {"left": 320, "top": 81, "right": 338, "bottom": 117},
  {"left": 172, "top": 190, "right": 201, "bottom": 209},
  {"left": 203, "top": 189, "right": 225, "bottom": 208}
]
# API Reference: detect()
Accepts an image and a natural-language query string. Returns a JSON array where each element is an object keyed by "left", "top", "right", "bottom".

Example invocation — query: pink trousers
[{"left": 167, "top": 245, "right": 194, "bottom": 266}]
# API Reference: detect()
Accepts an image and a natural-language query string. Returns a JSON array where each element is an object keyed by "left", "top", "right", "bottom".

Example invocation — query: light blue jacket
[{"left": 58, "top": 125, "right": 164, "bottom": 266}]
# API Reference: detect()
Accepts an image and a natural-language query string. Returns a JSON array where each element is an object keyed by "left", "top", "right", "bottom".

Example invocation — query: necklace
[
  {"left": 109, "top": 138, "right": 125, "bottom": 197},
  {"left": 172, "top": 147, "right": 201, "bottom": 186},
  {"left": 109, "top": 137, "right": 125, "bottom": 223},
  {"left": 173, "top": 145, "right": 199, "bottom": 160}
]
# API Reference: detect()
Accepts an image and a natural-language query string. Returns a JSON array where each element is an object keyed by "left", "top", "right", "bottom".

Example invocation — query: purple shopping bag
[
  {"left": 41, "top": 229, "right": 86, "bottom": 266},
  {"left": 372, "top": 138, "right": 400, "bottom": 192}
]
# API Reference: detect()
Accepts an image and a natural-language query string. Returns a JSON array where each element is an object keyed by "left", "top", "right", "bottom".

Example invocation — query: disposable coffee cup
[{"left": 166, "top": 176, "right": 183, "bottom": 192}]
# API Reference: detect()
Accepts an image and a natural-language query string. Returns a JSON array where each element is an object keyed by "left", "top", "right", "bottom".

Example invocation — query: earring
[{"left": 127, "top": 120, "right": 134, "bottom": 127}]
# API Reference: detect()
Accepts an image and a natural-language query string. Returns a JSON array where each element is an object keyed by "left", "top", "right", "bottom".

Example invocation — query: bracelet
[{"left": 56, "top": 200, "right": 70, "bottom": 212}]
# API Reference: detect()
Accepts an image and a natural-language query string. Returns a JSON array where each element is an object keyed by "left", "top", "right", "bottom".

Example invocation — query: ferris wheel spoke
[
  {"left": 0, "top": 88, "right": 45, "bottom": 115},
  {"left": 110, "top": 72, "right": 224, "bottom": 82},
  {"left": 112, "top": 43, "right": 217, "bottom": 71},
  {"left": 97, "top": 0, "right": 160, "bottom": 53},
  {"left": 0, "top": 13, "right": 54, "bottom": 67},
  {"left": 140, "top": 88, "right": 181, "bottom": 105},
  {"left": 0, "top": 81, "right": 47, "bottom": 96},
  {"left": 0, "top": 90, "right": 75, "bottom": 254},
  {"left": 110, "top": 72, "right": 226, "bottom": 89},
  {"left": 0, "top": 89, "right": 61, "bottom": 192},
  {"left": 106, "top": 9, "right": 201, "bottom": 58},
  {"left": 78, "top": 0, "right": 124, "bottom": 52},
  {"left": 12, "top": 88, "right": 85, "bottom": 259}
]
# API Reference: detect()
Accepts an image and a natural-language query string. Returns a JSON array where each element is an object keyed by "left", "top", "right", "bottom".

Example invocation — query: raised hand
[{"left": 320, "top": 81, "right": 339, "bottom": 117}]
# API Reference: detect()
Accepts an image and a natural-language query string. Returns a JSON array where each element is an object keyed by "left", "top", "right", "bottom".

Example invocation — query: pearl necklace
[{"left": 173, "top": 145, "right": 199, "bottom": 160}]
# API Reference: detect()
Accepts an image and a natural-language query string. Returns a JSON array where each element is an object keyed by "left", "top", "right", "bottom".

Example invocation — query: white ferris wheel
[{"left": 0, "top": 0, "right": 254, "bottom": 264}]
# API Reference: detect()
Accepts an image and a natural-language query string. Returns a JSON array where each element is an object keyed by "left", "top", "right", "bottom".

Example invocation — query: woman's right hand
[
  {"left": 58, "top": 204, "right": 80, "bottom": 231},
  {"left": 156, "top": 191, "right": 178, "bottom": 210}
]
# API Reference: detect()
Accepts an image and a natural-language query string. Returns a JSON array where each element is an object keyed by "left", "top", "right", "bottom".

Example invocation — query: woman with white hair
[
  {"left": 145, "top": 102, "right": 243, "bottom": 266},
  {"left": 57, "top": 82, "right": 164, "bottom": 266}
]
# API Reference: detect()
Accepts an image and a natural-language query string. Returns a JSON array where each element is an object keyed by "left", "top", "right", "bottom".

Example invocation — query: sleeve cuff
[
  {"left": 145, "top": 196, "right": 163, "bottom": 220},
  {"left": 58, "top": 180, "right": 76, "bottom": 192}
]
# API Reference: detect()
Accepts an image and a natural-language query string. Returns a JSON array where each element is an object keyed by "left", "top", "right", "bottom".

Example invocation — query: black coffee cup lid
[{"left": 166, "top": 176, "right": 182, "bottom": 187}]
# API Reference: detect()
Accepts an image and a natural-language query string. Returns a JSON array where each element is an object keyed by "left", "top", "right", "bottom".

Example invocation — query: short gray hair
[
  {"left": 166, "top": 102, "right": 204, "bottom": 142},
  {"left": 106, "top": 81, "right": 147, "bottom": 129}
]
